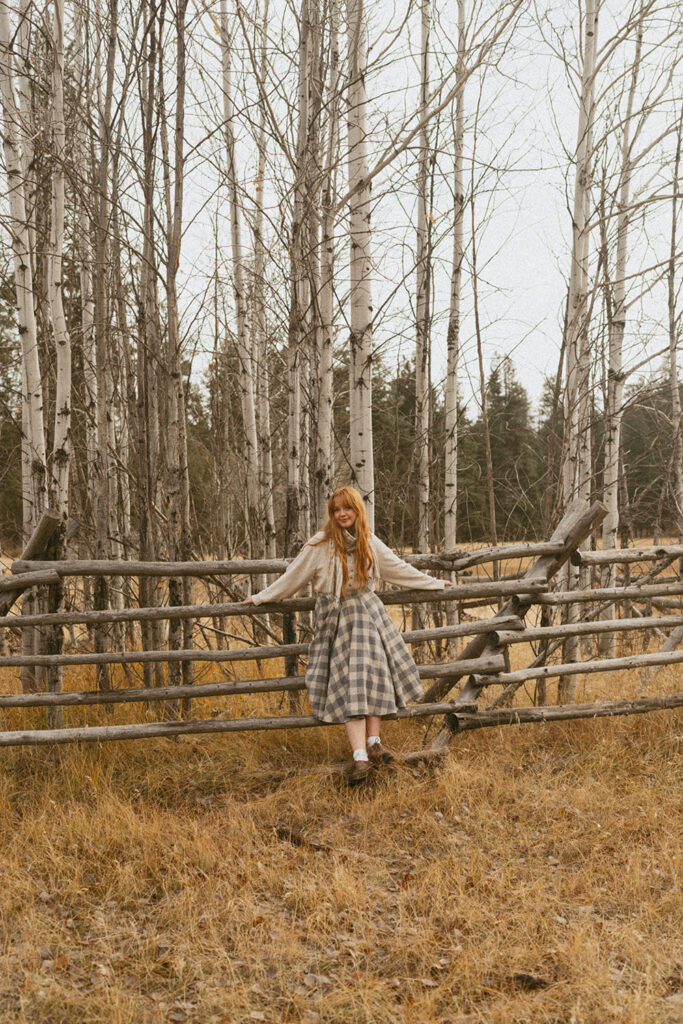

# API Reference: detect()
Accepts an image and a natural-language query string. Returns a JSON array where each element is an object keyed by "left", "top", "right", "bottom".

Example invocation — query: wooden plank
[
  {"left": 493, "top": 615, "right": 682, "bottom": 645},
  {"left": 474, "top": 648, "right": 683, "bottom": 685},
  {"left": 0, "top": 510, "right": 62, "bottom": 616},
  {"left": 536, "top": 582, "right": 683, "bottom": 604},
  {"left": 420, "top": 498, "right": 608, "bottom": 707},
  {"left": 571, "top": 546, "right": 683, "bottom": 566},
  {"left": 0, "top": 701, "right": 464, "bottom": 747},
  {"left": 2, "top": 690, "right": 681, "bottom": 748},
  {"left": 451, "top": 693, "right": 683, "bottom": 731},
  {"left": 0, "top": 675, "right": 305, "bottom": 707},
  {"left": 5, "top": 575, "right": 547, "bottom": 609},
  {"left": 0, "top": 570, "right": 61, "bottom": 593},
  {"left": 12, "top": 542, "right": 567, "bottom": 578},
  {"left": 0, "top": 584, "right": 545, "bottom": 634},
  {"left": 0, "top": 646, "right": 506, "bottom": 674}
]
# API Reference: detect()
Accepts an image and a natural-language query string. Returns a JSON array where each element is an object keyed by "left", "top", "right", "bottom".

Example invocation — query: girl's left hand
[{"left": 443, "top": 581, "right": 453, "bottom": 587}]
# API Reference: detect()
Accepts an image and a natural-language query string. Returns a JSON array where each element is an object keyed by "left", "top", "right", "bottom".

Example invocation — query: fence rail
[{"left": 1, "top": 501, "right": 682, "bottom": 761}]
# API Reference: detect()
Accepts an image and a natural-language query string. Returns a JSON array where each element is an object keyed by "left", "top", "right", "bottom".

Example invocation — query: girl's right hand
[{"left": 243, "top": 595, "right": 254, "bottom": 605}]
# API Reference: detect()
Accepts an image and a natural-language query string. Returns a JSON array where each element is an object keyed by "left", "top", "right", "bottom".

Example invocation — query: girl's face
[{"left": 332, "top": 499, "right": 358, "bottom": 530}]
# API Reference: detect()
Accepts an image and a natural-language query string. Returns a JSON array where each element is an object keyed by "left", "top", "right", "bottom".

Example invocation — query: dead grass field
[
  {"left": 1, "top": 544, "right": 682, "bottom": 1023},
  {"left": 0, "top": 660, "right": 681, "bottom": 1024}
]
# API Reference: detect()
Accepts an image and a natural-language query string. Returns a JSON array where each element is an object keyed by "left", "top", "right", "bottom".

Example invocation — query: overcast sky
[{"left": 175, "top": 0, "right": 680, "bottom": 415}]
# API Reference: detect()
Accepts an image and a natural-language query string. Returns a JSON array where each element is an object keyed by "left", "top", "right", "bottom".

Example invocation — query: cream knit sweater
[{"left": 250, "top": 532, "right": 446, "bottom": 605}]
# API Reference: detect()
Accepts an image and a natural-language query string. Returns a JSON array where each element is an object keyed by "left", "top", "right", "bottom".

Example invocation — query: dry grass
[
  {"left": 1, "top": 545, "right": 682, "bottom": 1023},
  {"left": 0, "top": 663, "right": 681, "bottom": 1024}
]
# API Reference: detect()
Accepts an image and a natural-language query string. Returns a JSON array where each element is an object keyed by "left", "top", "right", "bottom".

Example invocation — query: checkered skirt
[{"left": 304, "top": 589, "right": 423, "bottom": 724}]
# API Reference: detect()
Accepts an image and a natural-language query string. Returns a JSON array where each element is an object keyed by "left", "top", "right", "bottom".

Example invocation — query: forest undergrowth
[{"left": 0, "top": 657, "right": 681, "bottom": 1024}]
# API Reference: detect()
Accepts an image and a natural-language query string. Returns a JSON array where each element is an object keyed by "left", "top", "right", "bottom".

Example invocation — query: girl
[{"left": 244, "top": 486, "right": 450, "bottom": 783}]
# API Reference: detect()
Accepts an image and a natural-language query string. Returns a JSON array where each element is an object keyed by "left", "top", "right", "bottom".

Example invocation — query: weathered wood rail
[{"left": 0, "top": 501, "right": 681, "bottom": 760}]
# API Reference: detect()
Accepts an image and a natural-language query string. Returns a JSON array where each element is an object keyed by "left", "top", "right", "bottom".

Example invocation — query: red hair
[{"left": 312, "top": 486, "right": 373, "bottom": 594}]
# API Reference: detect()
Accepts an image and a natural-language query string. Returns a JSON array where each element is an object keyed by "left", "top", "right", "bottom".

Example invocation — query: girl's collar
[{"left": 342, "top": 528, "right": 357, "bottom": 549}]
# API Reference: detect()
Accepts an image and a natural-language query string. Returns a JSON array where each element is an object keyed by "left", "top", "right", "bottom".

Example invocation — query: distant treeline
[{"left": 0, "top": 323, "right": 676, "bottom": 553}]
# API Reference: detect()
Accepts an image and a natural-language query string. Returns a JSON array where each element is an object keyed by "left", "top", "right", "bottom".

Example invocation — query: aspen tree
[
  {"left": 90, "top": 0, "right": 120, "bottom": 689},
  {"left": 316, "top": 0, "right": 339, "bottom": 521},
  {"left": 252, "top": 0, "right": 276, "bottom": 558},
  {"left": 668, "top": 105, "right": 683, "bottom": 545},
  {"left": 415, "top": 0, "right": 431, "bottom": 556},
  {"left": 158, "top": 0, "right": 194, "bottom": 710},
  {"left": 284, "top": 0, "right": 311, "bottom": 554},
  {"left": 412, "top": 0, "right": 432, "bottom": 646},
  {"left": 0, "top": 0, "right": 47, "bottom": 692},
  {"left": 444, "top": 0, "right": 466, "bottom": 558},
  {"left": 347, "top": 0, "right": 375, "bottom": 527},
  {"left": 43, "top": 0, "right": 72, "bottom": 722},
  {"left": 560, "top": 0, "right": 599, "bottom": 703},
  {"left": 599, "top": 7, "right": 645, "bottom": 655},
  {"left": 73, "top": 4, "right": 98, "bottom": 538},
  {"left": 219, "top": 0, "right": 260, "bottom": 553},
  {"left": 0, "top": 2, "right": 46, "bottom": 532},
  {"left": 138, "top": 0, "right": 164, "bottom": 687},
  {"left": 303, "top": 0, "right": 323, "bottom": 532}
]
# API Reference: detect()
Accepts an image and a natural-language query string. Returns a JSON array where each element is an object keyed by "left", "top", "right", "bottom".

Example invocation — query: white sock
[
  {"left": 367, "top": 736, "right": 381, "bottom": 747},
  {"left": 353, "top": 748, "right": 368, "bottom": 762}
]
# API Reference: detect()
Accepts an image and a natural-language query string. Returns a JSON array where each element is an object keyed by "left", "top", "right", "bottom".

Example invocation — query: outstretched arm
[
  {"left": 373, "top": 537, "right": 448, "bottom": 590},
  {"left": 244, "top": 542, "right": 319, "bottom": 605}
]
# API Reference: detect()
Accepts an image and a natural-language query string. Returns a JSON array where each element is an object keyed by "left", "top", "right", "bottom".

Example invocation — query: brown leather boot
[
  {"left": 367, "top": 741, "right": 395, "bottom": 765},
  {"left": 347, "top": 759, "right": 371, "bottom": 784}
]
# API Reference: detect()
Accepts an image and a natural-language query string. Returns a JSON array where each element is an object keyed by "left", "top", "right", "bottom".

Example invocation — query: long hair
[{"left": 312, "top": 486, "right": 373, "bottom": 593}]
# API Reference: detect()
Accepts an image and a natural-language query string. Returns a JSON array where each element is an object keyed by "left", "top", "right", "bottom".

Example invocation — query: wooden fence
[{"left": 1, "top": 500, "right": 682, "bottom": 765}]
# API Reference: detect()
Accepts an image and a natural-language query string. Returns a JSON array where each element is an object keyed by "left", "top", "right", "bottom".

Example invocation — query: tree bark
[
  {"left": 599, "top": 8, "right": 644, "bottom": 655},
  {"left": 560, "top": 0, "right": 599, "bottom": 703},
  {"left": 347, "top": 0, "right": 375, "bottom": 525},
  {"left": 220, "top": 0, "right": 260, "bottom": 553}
]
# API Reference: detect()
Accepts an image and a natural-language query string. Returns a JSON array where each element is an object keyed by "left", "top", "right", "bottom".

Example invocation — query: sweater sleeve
[
  {"left": 250, "top": 540, "right": 320, "bottom": 605},
  {"left": 372, "top": 536, "right": 446, "bottom": 590}
]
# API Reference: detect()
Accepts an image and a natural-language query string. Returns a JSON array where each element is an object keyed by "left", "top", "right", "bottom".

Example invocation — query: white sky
[{"left": 172, "top": 0, "right": 680, "bottom": 421}]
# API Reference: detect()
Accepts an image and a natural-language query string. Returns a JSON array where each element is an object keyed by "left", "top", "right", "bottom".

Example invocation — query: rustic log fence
[{"left": 0, "top": 500, "right": 682, "bottom": 762}]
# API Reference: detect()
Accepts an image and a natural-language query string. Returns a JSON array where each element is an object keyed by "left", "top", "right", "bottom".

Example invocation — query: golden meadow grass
[
  {"left": 0, "top": 654, "right": 681, "bottom": 1024},
  {"left": 0, "top": 559, "right": 681, "bottom": 1023}
]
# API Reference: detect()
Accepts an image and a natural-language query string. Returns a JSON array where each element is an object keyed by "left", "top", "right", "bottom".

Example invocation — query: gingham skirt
[{"left": 304, "top": 589, "right": 423, "bottom": 724}]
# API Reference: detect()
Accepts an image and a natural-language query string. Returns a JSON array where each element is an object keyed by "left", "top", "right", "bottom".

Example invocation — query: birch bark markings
[
  {"left": 316, "top": 0, "right": 339, "bottom": 522},
  {"left": 668, "top": 107, "right": 683, "bottom": 545},
  {"left": 599, "top": 10, "right": 644, "bottom": 654},
  {"left": 0, "top": 1, "right": 47, "bottom": 532},
  {"left": 444, "top": 0, "right": 465, "bottom": 557},
  {"left": 48, "top": 0, "right": 71, "bottom": 517},
  {"left": 415, "top": 0, "right": 431, "bottom": 555},
  {"left": 560, "top": 0, "right": 599, "bottom": 703},
  {"left": 347, "top": 0, "right": 375, "bottom": 527},
  {"left": 160, "top": 0, "right": 192, "bottom": 704},
  {"left": 252, "top": 0, "right": 276, "bottom": 558},
  {"left": 219, "top": 0, "right": 260, "bottom": 551},
  {"left": 562, "top": 0, "right": 599, "bottom": 511}
]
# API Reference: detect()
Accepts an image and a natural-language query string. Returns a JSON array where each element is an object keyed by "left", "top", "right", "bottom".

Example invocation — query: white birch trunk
[
  {"left": 253, "top": 0, "right": 276, "bottom": 559},
  {"left": 0, "top": 2, "right": 47, "bottom": 531},
  {"left": 285, "top": 0, "right": 311, "bottom": 552},
  {"left": 560, "top": 0, "right": 599, "bottom": 703},
  {"left": 316, "top": 0, "right": 339, "bottom": 521},
  {"left": 15, "top": 0, "right": 35, "bottom": 265},
  {"left": 668, "top": 108, "right": 683, "bottom": 544},
  {"left": 160, "top": 0, "right": 193, "bottom": 707},
  {"left": 347, "top": 0, "right": 375, "bottom": 527},
  {"left": 48, "top": 0, "right": 71, "bottom": 517},
  {"left": 415, "top": 0, "right": 431, "bottom": 555},
  {"left": 444, "top": 0, "right": 466, "bottom": 640},
  {"left": 219, "top": 0, "right": 260, "bottom": 553},
  {"left": 599, "top": 11, "right": 643, "bottom": 654},
  {"left": 444, "top": 0, "right": 465, "bottom": 553},
  {"left": 562, "top": 0, "right": 599, "bottom": 509}
]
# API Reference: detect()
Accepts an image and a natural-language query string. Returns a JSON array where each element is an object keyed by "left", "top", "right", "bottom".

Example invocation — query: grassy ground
[{"left": 0, "top": 665, "right": 681, "bottom": 1024}]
